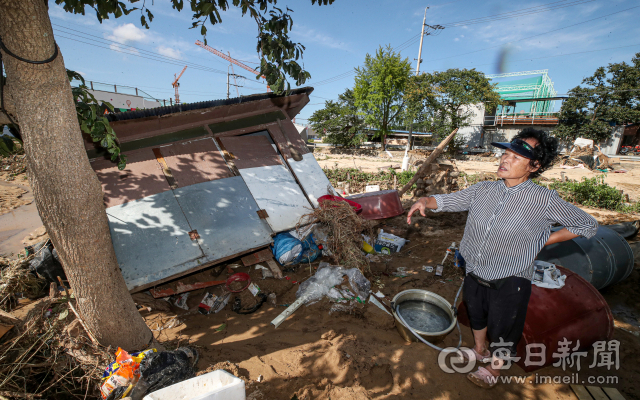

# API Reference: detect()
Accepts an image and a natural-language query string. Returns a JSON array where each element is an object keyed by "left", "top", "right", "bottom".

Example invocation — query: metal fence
[{"left": 484, "top": 112, "right": 559, "bottom": 126}]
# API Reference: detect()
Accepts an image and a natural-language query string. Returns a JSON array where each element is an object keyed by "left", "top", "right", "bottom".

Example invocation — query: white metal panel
[
  {"left": 239, "top": 164, "right": 312, "bottom": 232},
  {"left": 173, "top": 177, "right": 273, "bottom": 259},
  {"left": 287, "top": 153, "right": 337, "bottom": 207},
  {"left": 106, "top": 190, "right": 205, "bottom": 290}
]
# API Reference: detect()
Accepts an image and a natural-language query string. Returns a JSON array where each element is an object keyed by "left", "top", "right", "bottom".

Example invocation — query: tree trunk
[{"left": 0, "top": 0, "right": 151, "bottom": 350}]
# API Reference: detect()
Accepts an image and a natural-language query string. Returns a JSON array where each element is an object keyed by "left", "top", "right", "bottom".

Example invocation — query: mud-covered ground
[{"left": 137, "top": 206, "right": 640, "bottom": 400}]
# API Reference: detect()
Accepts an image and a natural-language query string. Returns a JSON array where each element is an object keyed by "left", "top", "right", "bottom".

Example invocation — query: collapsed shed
[{"left": 84, "top": 88, "right": 335, "bottom": 292}]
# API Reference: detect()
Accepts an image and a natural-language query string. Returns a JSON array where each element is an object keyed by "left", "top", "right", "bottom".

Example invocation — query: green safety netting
[{"left": 491, "top": 74, "right": 556, "bottom": 115}]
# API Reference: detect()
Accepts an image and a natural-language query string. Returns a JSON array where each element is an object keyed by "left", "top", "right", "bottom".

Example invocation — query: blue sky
[{"left": 49, "top": 0, "right": 640, "bottom": 124}]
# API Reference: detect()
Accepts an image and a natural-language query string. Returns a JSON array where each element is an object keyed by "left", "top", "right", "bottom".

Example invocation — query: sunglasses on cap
[{"left": 490, "top": 138, "right": 536, "bottom": 159}]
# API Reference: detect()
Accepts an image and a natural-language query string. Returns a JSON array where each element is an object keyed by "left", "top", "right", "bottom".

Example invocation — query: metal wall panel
[
  {"left": 238, "top": 165, "right": 312, "bottom": 232},
  {"left": 160, "top": 138, "right": 233, "bottom": 186},
  {"left": 93, "top": 148, "right": 171, "bottom": 208},
  {"left": 106, "top": 190, "right": 205, "bottom": 290},
  {"left": 287, "top": 153, "right": 337, "bottom": 207},
  {"left": 173, "top": 177, "right": 273, "bottom": 260}
]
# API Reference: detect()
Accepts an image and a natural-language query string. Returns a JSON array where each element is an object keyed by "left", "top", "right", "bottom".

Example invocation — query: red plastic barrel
[
  {"left": 317, "top": 195, "right": 363, "bottom": 214},
  {"left": 457, "top": 266, "right": 614, "bottom": 372}
]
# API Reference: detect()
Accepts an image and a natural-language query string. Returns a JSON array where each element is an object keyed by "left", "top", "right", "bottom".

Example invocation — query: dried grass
[
  {"left": 0, "top": 297, "right": 112, "bottom": 399},
  {"left": 0, "top": 255, "right": 46, "bottom": 312},
  {"left": 298, "top": 200, "right": 374, "bottom": 273}
]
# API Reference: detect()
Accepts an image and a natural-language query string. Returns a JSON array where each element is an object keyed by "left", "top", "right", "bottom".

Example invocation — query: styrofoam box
[{"left": 143, "top": 370, "right": 245, "bottom": 400}]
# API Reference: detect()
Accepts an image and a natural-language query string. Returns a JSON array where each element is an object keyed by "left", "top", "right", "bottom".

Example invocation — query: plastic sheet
[
  {"left": 296, "top": 264, "right": 345, "bottom": 305},
  {"left": 28, "top": 241, "right": 66, "bottom": 283},
  {"left": 344, "top": 268, "right": 371, "bottom": 300},
  {"left": 129, "top": 347, "right": 198, "bottom": 400}
]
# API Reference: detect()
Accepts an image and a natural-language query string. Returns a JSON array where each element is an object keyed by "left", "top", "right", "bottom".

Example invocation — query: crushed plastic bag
[
  {"left": 128, "top": 347, "right": 198, "bottom": 400},
  {"left": 296, "top": 264, "right": 345, "bottom": 305},
  {"left": 272, "top": 231, "right": 321, "bottom": 266},
  {"left": 28, "top": 241, "right": 66, "bottom": 283},
  {"left": 296, "top": 264, "right": 370, "bottom": 306},
  {"left": 344, "top": 268, "right": 371, "bottom": 300}
]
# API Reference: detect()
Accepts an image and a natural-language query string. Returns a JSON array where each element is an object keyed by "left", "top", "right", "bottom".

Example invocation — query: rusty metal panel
[
  {"left": 287, "top": 153, "right": 337, "bottom": 207},
  {"left": 159, "top": 138, "right": 233, "bottom": 186},
  {"left": 92, "top": 148, "right": 172, "bottom": 209},
  {"left": 279, "top": 119, "right": 310, "bottom": 155},
  {"left": 106, "top": 190, "right": 206, "bottom": 290},
  {"left": 238, "top": 165, "right": 312, "bottom": 232},
  {"left": 219, "top": 135, "right": 282, "bottom": 169},
  {"left": 173, "top": 176, "right": 273, "bottom": 260}
]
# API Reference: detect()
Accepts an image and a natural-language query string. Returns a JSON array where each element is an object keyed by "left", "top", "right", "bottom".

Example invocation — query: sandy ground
[
  {"left": 2, "top": 152, "right": 640, "bottom": 398},
  {"left": 315, "top": 151, "right": 640, "bottom": 202},
  {"left": 130, "top": 206, "right": 640, "bottom": 400}
]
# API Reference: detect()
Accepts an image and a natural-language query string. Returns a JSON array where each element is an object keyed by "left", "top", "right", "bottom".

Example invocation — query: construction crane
[
  {"left": 172, "top": 65, "right": 187, "bottom": 104},
  {"left": 195, "top": 40, "right": 269, "bottom": 92}
]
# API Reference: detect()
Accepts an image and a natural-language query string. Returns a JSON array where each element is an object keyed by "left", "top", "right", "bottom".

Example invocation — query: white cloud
[
  {"left": 157, "top": 46, "right": 183, "bottom": 59},
  {"left": 109, "top": 43, "right": 139, "bottom": 55},
  {"left": 107, "top": 23, "right": 147, "bottom": 43},
  {"left": 454, "top": 38, "right": 460, "bottom": 42},
  {"left": 292, "top": 26, "right": 351, "bottom": 52}
]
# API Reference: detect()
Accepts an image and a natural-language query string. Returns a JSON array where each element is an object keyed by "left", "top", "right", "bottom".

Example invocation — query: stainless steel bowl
[{"left": 391, "top": 289, "right": 457, "bottom": 343}]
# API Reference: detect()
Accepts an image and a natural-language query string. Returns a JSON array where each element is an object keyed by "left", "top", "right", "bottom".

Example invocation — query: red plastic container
[
  {"left": 457, "top": 266, "right": 614, "bottom": 372},
  {"left": 346, "top": 190, "right": 404, "bottom": 220},
  {"left": 317, "top": 195, "right": 363, "bottom": 214}
]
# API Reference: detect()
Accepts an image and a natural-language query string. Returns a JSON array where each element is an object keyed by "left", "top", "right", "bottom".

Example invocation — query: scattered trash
[
  {"left": 532, "top": 261, "right": 566, "bottom": 289},
  {"left": 100, "top": 347, "right": 157, "bottom": 399},
  {"left": 423, "top": 266, "right": 434, "bottom": 273},
  {"left": 365, "top": 185, "right": 380, "bottom": 192},
  {"left": 255, "top": 264, "right": 274, "bottom": 279},
  {"left": 173, "top": 293, "right": 189, "bottom": 310},
  {"left": 226, "top": 273, "right": 251, "bottom": 293},
  {"left": 198, "top": 292, "right": 231, "bottom": 315},
  {"left": 435, "top": 265, "right": 443, "bottom": 276},
  {"left": 248, "top": 282, "right": 261, "bottom": 296},
  {"left": 272, "top": 231, "right": 320, "bottom": 266},
  {"left": 297, "top": 200, "right": 374, "bottom": 271},
  {"left": 366, "top": 254, "right": 381, "bottom": 262},
  {"left": 233, "top": 292, "right": 268, "bottom": 315},
  {"left": 150, "top": 316, "right": 183, "bottom": 332},
  {"left": 128, "top": 347, "right": 198, "bottom": 400},
  {"left": 374, "top": 230, "right": 407, "bottom": 254},
  {"left": 150, "top": 279, "right": 226, "bottom": 298},
  {"left": 257, "top": 374, "right": 264, "bottom": 383},
  {"left": 28, "top": 241, "right": 66, "bottom": 284},
  {"left": 267, "top": 293, "right": 277, "bottom": 306}
]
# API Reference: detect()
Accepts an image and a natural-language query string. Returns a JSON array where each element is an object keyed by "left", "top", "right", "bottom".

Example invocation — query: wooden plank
[
  {"left": 571, "top": 384, "right": 594, "bottom": 400},
  {"left": 150, "top": 280, "right": 226, "bottom": 298},
  {"left": 241, "top": 248, "right": 274, "bottom": 266},
  {"left": 266, "top": 259, "right": 284, "bottom": 279},
  {"left": 602, "top": 387, "right": 625, "bottom": 400},
  {"left": 586, "top": 386, "right": 609, "bottom": 400}
]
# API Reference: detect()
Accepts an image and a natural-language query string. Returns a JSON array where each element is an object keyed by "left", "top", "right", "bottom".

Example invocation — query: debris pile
[
  {"left": 412, "top": 160, "right": 460, "bottom": 198},
  {"left": 298, "top": 200, "right": 374, "bottom": 272},
  {"left": 0, "top": 253, "right": 46, "bottom": 311}
]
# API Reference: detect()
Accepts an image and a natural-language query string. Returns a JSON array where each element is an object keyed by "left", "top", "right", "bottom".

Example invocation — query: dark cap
[{"left": 491, "top": 138, "right": 536, "bottom": 159}]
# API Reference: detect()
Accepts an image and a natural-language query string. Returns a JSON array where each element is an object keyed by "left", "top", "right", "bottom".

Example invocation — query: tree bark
[{"left": 0, "top": 0, "right": 151, "bottom": 350}]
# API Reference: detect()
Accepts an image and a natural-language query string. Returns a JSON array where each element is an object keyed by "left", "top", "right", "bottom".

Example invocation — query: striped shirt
[{"left": 432, "top": 179, "right": 598, "bottom": 280}]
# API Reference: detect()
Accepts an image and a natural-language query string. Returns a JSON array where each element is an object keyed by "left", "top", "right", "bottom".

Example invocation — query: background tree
[
  {"left": 407, "top": 68, "right": 502, "bottom": 143},
  {"left": 555, "top": 53, "right": 640, "bottom": 143},
  {"left": 309, "top": 89, "right": 365, "bottom": 147},
  {"left": 353, "top": 45, "right": 412, "bottom": 150},
  {"left": 0, "top": 0, "right": 332, "bottom": 350}
]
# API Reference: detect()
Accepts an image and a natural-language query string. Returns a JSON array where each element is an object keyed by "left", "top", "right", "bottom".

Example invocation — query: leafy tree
[
  {"left": 0, "top": 0, "right": 332, "bottom": 350},
  {"left": 309, "top": 89, "right": 365, "bottom": 147},
  {"left": 555, "top": 53, "right": 640, "bottom": 142},
  {"left": 353, "top": 45, "right": 412, "bottom": 150},
  {"left": 405, "top": 68, "right": 502, "bottom": 142}
]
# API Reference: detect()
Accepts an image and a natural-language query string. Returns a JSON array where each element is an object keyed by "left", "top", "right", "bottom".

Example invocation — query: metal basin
[{"left": 391, "top": 289, "right": 457, "bottom": 343}]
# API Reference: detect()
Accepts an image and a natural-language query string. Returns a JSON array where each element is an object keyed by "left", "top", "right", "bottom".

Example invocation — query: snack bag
[{"left": 100, "top": 348, "right": 156, "bottom": 399}]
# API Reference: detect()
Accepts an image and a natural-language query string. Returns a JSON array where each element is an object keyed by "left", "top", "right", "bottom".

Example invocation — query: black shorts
[{"left": 463, "top": 274, "right": 532, "bottom": 358}]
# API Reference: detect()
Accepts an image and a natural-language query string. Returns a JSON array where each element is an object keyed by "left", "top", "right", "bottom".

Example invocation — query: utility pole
[
  {"left": 227, "top": 66, "right": 243, "bottom": 99},
  {"left": 402, "top": 6, "right": 428, "bottom": 172}
]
